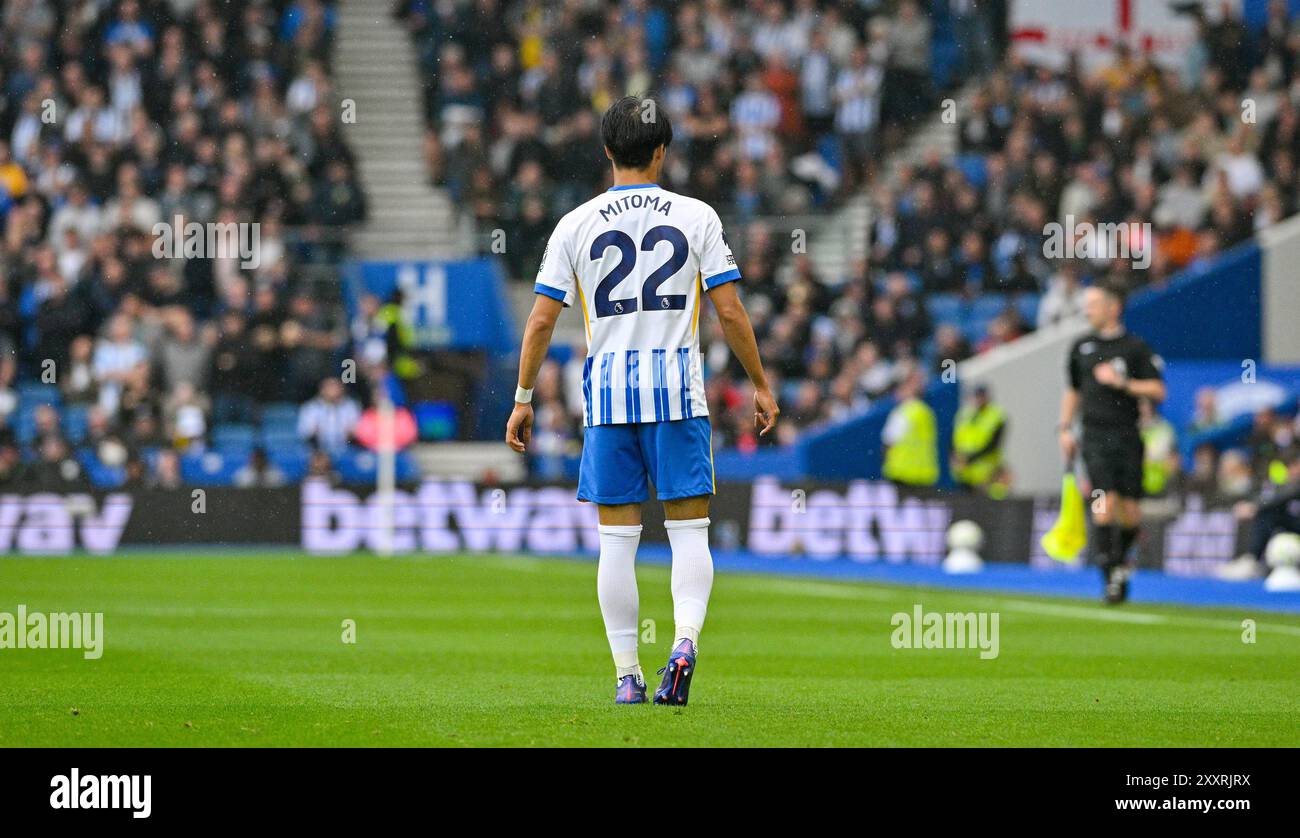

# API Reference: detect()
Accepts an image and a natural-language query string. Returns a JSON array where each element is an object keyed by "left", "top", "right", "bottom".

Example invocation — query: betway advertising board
[{"left": 0, "top": 479, "right": 1245, "bottom": 578}]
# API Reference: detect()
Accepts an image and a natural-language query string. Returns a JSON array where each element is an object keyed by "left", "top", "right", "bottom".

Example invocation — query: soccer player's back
[
  {"left": 506, "top": 96, "right": 779, "bottom": 704},
  {"left": 533, "top": 183, "right": 737, "bottom": 429}
]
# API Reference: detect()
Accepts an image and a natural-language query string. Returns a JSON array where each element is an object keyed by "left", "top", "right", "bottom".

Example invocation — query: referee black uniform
[{"left": 1066, "top": 329, "right": 1163, "bottom": 571}]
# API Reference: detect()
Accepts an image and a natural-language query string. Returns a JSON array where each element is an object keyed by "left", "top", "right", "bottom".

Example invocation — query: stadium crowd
[
  {"left": 406, "top": 0, "right": 1009, "bottom": 277},
  {"left": 508, "top": 1, "right": 1300, "bottom": 505},
  {"left": 0, "top": 0, "right": 374, "bottom": 489}
]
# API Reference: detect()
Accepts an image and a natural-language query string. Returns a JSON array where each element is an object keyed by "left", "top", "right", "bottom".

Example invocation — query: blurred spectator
[
  {"left": 235, "top": 447, "right": 288, "bottom": 488},
  {"left": 298, "top": 377, "right": 361, "bottom": 453},
  {"left": 1037, "top": 262, "right": 1086, "bottom": 329},
  {"left": 1188, "top": 387, "right": 1223, "bottom": 435}
]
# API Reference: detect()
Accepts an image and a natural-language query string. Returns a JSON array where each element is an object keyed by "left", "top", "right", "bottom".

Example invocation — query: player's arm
[
  {"left": 505, "top": 294, "right": 564, "bottom": 453},
  {"left": 1122, "top": 377, "right": 1166, "bottom": 403},
  {"left": 1094, "top": 346, "right": 1167, "bottom": 402},
  {"left": 1059, "top": 344, "right": 1081, "bottom": 462},
  {"left": 707, "top": 281, "right": 779, "bottom": 436},
  {"left": 1058, "top": 387, "right": 1079, "bottom": 462}
]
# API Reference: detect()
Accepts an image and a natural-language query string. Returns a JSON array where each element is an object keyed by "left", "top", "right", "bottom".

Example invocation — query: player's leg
[
  {"left": 1117, "top": 496, "right": 1142, "bottom": 562},
  {"left": 1103, "top": 435, "right": 1147, "bottom": 603},
  {"left": 578, "top": 424, "right": 651, "bottom": 702},
  {"left": 1082, "top": 436, "right": 1129, "bottom": 602},
  {"left": 664, "top": 493, "right": 714, "bottom": 649},
  {"left": 644, "top": 417, "right": 716, "bottom": 705}
]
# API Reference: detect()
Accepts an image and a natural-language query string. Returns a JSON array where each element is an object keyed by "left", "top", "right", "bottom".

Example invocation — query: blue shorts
[{"left": 577, "top": 417, "right": 715, "bottom": 504}]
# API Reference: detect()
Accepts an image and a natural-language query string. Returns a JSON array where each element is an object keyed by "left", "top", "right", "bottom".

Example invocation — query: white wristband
[{"left": 515, "top": 386, "right": 534, "bottom": 404}]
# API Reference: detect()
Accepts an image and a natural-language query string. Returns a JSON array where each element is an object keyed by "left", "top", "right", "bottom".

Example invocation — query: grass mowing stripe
[{"left": 2, "top": 552, "right": 1297, "bottom": 746}]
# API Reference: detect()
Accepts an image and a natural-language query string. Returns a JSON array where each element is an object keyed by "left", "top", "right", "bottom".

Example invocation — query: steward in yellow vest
[
  {"left": 376, "top": 290, "right": 422, "bottom": 380},
  {"left": 951, "top": 385, "right": 1007, "bottom": 494},
  {"left": 882, "top": 371, "right": 939, "bottom": 487},
  {"left": 1139, "top": 400, "right": 1177, "bottom": 497}
]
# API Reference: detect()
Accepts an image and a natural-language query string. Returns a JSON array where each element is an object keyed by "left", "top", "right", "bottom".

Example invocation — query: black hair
[
  {"left": 601, "top": 95, "right": 672, "bottom": 170},
  {"left": 1095, "top": 278, "right": 1128, "bottom": 308}
]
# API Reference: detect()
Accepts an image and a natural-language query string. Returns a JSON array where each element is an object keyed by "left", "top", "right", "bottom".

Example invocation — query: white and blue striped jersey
[{"left": 534, "top": 184, "right": 741, "bottom": 427}]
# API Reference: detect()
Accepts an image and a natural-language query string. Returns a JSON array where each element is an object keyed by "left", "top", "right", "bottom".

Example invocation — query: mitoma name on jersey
[{"left": 598, "top": 192, "right": 673, "bottom": 222}]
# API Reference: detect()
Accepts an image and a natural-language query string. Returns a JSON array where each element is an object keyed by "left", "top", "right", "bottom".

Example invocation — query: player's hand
[
  {"left": 754, "top": 387, "right": 780, "bottom": 437},
  {"left": 1058, "top": 428, "right": 1077, "bottom": 462},
  {"left": 1233, "top": 501, "right": 1258, "bottom": 521},
  {"left": 505, "top": 403, "right": 534, "bottom": 453},
  {"left": 1093, "top": 363, "right": 1125, "bottom": 389}
]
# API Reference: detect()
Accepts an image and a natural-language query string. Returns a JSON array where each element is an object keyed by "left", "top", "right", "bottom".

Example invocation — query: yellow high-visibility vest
[
  {"left": 1141, "top": 418, "right": 1175, "bottom": 496},
  {"left": 951, "top": 403, "right": 1006, "bottom": 487},
  {"left": 377, "top": 303, "right": 421, "bottom": 380},
  {"left": 883, "top": 398, "right": 939, "bottom": 487}
]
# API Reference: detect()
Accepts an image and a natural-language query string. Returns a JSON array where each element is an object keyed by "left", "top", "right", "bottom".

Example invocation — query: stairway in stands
[{"left": 334, "top": 1, "right": 471, "bottom": 260}]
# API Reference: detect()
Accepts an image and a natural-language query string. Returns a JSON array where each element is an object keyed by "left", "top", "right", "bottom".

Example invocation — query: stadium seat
[
  {"left": 14, "top": 407, "right": 39, "bottom": 445},
  {"left": 927, "top": 293, "right": 965, "bottom": 324},
  {"left": 412, "top": 401, "right": 457, "bottom": 441},
  {"left": 260, "top": 427, "right": 302, "bottom": 450},
  {"left": 962, "top": 318, "right": 992, "bottom": 345},
  {"left": 970, "top": 294, "right": 1008, "bottom": 321},
  {"left": 63, "top": 405, "right": 90, "bottom": 444},
  {"left": 331, "top": 447, "right": 420, "bottom": 484},
  {"left": 211, "top": 424, "right": 257, "bottom": 451},
  {"left": 260, "top": 402, "right": 299, "bottom": 432},
  {"left": 16, "top": 382, "right": 61, "bottom": 406},
  {"left": 333, "top": 448, "right": 378, "bottom": 483},
  {"left": 76, "top": 449, "right": 125, "bottom": 489},
  {"left": 181, "top": 451, "right": 249, "bottom": 486},
  {"left": 954, "top": 154, "right": 988, "bottom": 190},
  {"left": 1014, "top": 294, "right": 1042, "bottom": 326},
  {"left": 268, "top": 448, "right": 311, "bottom": 482}
]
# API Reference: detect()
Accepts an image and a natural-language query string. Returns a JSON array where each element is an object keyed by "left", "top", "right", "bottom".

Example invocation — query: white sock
[
  {"left": 597, "top": 524, "right": 642, "bottom": 678},
  {"left": 666, "top": 517, "right": 713, "bottom": 649}
]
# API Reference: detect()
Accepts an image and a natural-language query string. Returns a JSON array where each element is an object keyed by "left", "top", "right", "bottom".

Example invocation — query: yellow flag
[{"left": 1041, "top": 473, "right": 1087, "bottom": 562}]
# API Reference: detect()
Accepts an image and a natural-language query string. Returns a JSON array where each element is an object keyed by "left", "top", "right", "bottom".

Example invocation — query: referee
[{"left": 1058, "top": 282, "right": 1167, "bottom": 604}]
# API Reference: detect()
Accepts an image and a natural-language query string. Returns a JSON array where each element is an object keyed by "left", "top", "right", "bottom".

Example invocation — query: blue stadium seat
[
  {"left": 260, "top": 427, "right": 302, "bottom": 450},
  {"left": 333, "top": 448, "right": 377, "bottom": 483},
  {"left": 970, "top": 294, "right": 1008, "bottom": 321},
  {"left": 412, "top": 401, "right": 457, "bottom": 441},
  {"left": 140, "top": 447, "right": 162, "bottom": 469},
  {"left": 954, "top": 154, "right": 988, "bottom": 190},
  {"left": 268, "top": 447, "right": 311, "bottom": 482},
  {"left": 962, "top": 318, "right": 992, "bottom": 345},
  {"left": 918, "top": 337, "right": 938, "bottom": 365},
  {"left": 211, "top": 423, "right": 257, "bottom": 451},
  {"left": 331, "top": 447, "right": 420, "bottom": 483},
  {"left": 17, "top": 382, "right": 61, "bottom": 407},
  {"left": 1015, "top": 293, "right": 1042, "bottom": 326},
  {"left": 927, "top": 293, "right": 965, "bottom": 324},
  {"left": 397, "top": 454, "right": 420, "bottom": 482},
  {"left": 63, "top": 404, "right": 91, "bottom": 444},
  {"left": 76, "top": 449, "right": 125, "bottom": 488},
  {"left": 181, "top": 450, "right": 249, "bottom": 486},
  {"left": 14, "top": 407, "right": 39, "bottom": 445},
  {"left": 260, "top": 402, "right": 299, "bottom": 432}
]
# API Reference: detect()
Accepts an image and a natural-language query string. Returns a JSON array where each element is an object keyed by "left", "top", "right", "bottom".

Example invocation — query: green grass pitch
[{"left": 1, "top": 552, "right": 1297, "bottom": 747}]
